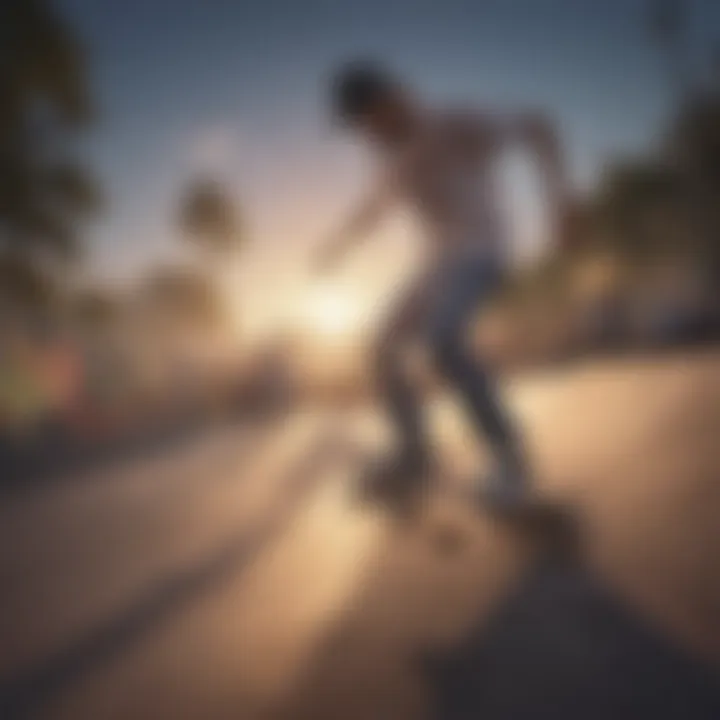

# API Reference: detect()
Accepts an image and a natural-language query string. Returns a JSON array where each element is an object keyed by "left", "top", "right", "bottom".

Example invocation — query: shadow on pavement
[
  {"left": 429, "top": 557, "right": 720, "bottom": 720},
  {"left": 3, "top": 433, "right": 719, "bottom": 720},
  {"left": 0, "top": 407, "right": 272, "bottom": 492},
  {"left": 281, "top": 504, "right": 720, "bottom": 720},
  {"left": 0, "top": 431, "right": 343, "bottom": 720}
]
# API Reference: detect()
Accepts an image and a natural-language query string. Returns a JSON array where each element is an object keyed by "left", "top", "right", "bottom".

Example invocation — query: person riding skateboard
[{"left": 315, "top": 61, "right": 568, "bottom": 510}]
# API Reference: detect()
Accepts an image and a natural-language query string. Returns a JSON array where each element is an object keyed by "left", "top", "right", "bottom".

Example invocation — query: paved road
[{"left": 0, "top": 354, "right": 719, "bottom": 719}]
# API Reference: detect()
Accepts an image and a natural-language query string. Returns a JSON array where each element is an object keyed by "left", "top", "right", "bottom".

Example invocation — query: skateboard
[{"left": 351, "top": 450, "right": 581, "bottom": 561}]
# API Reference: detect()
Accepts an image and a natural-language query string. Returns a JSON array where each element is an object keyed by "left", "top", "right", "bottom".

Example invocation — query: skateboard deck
[{"left": 348, "top": 450, "right": 581, "bottom": 561}]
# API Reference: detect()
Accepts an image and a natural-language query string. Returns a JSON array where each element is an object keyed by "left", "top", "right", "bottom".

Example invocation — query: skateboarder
[{"left": 314, "top": 61, "right": 567, "bottom": 510}]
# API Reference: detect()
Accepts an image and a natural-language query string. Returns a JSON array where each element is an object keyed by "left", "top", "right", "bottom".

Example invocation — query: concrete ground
[{"left": 0, "top": 353, "right": 718, "bottom": 719}]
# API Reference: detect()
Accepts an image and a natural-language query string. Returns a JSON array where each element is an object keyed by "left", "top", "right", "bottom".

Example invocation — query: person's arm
[
  {"left": 490, "top": 112, "right": 568, "bottom": 233},
  {"left": 314, "top": 178, "right": 393, "bottom": 273},
  {"left": 454, "top": 109, "right": 568, "bottom": 235},
  {"left": 514, "top": 113, "right": 567, "bottom": 222}
]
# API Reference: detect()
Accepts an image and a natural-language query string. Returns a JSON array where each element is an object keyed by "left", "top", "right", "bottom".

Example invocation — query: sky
[{"left": 57, "top": 0, "right": 720, "bottom": 338}]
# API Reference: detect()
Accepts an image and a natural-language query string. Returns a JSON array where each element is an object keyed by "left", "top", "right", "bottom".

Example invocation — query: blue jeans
[{"left": 375, "top": 254, "right": 517, "bottom": 459}]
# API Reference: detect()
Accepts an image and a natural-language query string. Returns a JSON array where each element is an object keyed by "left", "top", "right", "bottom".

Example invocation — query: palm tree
[
  {"left": 667, "top": 92, "right": 720, "bottom": 279},
  {"left": 72, "top": 288, "right": 122, "bottom": 334},
  {"left": 0, "top": 252, "right": 59, "bottom": 314},
  {"left": 142, "top": 266, "right": 226, "bottom": 333},
  {"left": 177, "top": 178, "right": 243, "bottom": 336},
  {"left": 593, "top": 159, "right": 682, "bottom": 259},
  {"left": 0, "top": 0, "right": 100, "bottom": 261},
  {"left": 646, "top": 1, "right": 720, "bottom": 280},
  {"left": 648, "top": 0, "right": 690, "bottom": 100},
  {"left": 178, "top": 178, "right": 241, "bottom": 258}
]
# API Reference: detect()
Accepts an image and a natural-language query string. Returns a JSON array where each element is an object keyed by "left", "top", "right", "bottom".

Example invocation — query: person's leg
[
  {"left": 427, "top": 258, "right": 526, "bottom": 498},
  {"left": 373, "top": 275, "right": 431, "bottom": 467}
]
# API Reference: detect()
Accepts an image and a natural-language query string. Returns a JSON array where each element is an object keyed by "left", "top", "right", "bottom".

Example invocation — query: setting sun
[{"left": 303, "top": 282, "right": 363, "bottom": 336}]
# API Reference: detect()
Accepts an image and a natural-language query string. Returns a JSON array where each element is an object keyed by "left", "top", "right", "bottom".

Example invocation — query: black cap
[{"left": 331, "top": 60, "right": 397, "bottom": 124}]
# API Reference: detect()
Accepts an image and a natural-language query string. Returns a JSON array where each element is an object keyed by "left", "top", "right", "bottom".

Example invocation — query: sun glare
[{"left": 304, "top": 282, "right": 361, "bottom": 336}]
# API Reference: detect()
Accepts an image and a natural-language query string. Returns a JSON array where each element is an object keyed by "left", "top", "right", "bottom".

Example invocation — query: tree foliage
[
  {"left": 178, "top": 179, "right": 241, "bottom": 256},
  {"left": 142, "top": 266, "right": 226, "bottom": 331},
  {"left": 0, "top": 0, "right": 100, "bottom": 262},
  {"left": 0, "top": 252, "right": 59, "bottom": 311}
]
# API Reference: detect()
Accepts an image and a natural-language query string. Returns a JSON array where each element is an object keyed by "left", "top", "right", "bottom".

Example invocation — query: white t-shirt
[{"left": 372, "top": 109, "right": 517, "bottom": 265}]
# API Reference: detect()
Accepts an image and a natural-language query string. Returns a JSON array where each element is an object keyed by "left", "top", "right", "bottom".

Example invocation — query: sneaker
[
  {"left": 479, "top": 453, "right": 531, "bottom": 513},
  {"left": 359, "top": 447, "right": 432, "bottom": 507}
]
